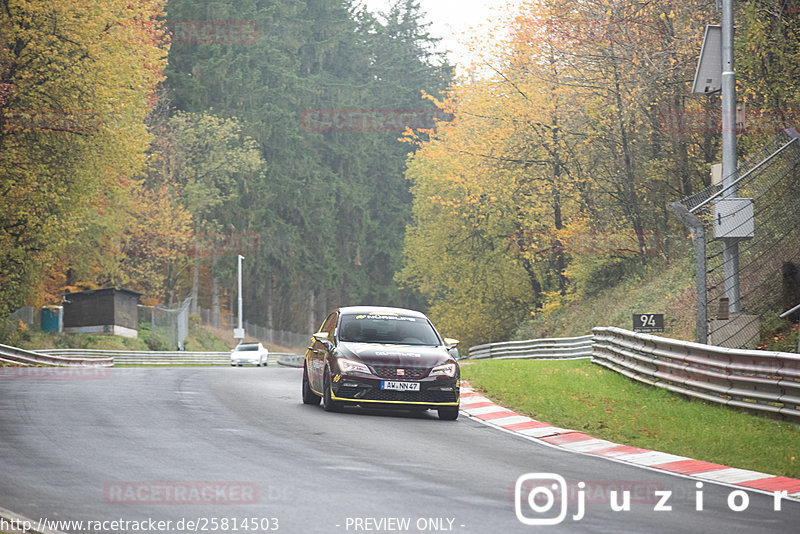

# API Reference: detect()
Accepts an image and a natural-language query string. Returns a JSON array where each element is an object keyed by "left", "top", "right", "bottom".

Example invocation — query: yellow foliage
[
  {"left": 399, "top": 0, "right": 717, "bottom": 347},
  {"left": 0, "top": 0, "right": 169, "bottom": 314}
]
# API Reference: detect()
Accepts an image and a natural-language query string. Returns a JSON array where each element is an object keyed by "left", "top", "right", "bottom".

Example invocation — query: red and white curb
[{"left": 459, "top": 385, "right": 800, "bottom": 500}]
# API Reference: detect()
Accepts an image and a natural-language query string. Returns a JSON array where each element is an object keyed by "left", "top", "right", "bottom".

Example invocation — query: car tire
[
  {"left": 437, "top": 406, "right": 459, "bottom": 420},
  {"left": 322, "top": 369, "right": 340, "bottom": 412},
  {"left": 302, "top": 364, "right": 321, "bottom": 405}
]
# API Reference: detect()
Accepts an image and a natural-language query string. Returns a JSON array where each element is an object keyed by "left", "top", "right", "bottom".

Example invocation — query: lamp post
[{"left": 234, "top": 254, "right": 245, "bottom": 341}]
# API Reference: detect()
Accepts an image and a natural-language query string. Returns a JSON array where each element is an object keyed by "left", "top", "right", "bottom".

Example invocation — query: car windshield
[
  {"left": 235, "top": 344, "right": 259, "bottom": 351},
  {"left": 338, "top": 313, "right": 441, "bottom": 345}
]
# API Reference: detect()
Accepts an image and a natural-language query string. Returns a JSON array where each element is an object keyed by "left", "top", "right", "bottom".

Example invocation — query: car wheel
[
  {"left": 302, "top": 363, "right": 321, "bottom": 405},
  {"left": 437, "top": 406, "right": 459, "bottom": 421},
  {"left": 322, "top": 368, "right": 340, "bottom": 412}
]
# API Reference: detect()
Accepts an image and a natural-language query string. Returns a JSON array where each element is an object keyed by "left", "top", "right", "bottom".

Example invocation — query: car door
[{"left": 308, "top": 311, "right": 338, "bottom": 392}]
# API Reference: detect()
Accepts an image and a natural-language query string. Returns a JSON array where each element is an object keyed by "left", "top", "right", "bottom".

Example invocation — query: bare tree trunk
[
  {"left": 266, "top": 276, "right": 273, "bottom": 343},
  {"left": 212, "top": 276, "right": 220, "bottom": 328},
  {"left": 610, "top": 59, "right": 647, "bottom": 258},
  {"left": 318, "top": 290, "right": 328, "bottom": 320},
  {"left": 308, "top": 289, "right": 316, "bottom": 334},
  {"left": 550, "top": 107, "right": 567, "bottom": 296},
  {"left": 190, "top": 243, "right": 199, "bottom": 315},
  {"left": 167, "top": 262, "right": 176, "bottom": 307}
]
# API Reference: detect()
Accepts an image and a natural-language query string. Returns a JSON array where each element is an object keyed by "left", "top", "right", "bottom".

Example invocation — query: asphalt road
[{"left": 1, "top": 366, "right": 798, "bottom": 533}]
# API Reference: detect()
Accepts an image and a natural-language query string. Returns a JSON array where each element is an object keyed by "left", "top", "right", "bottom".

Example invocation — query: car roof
[{"left": 337, "top": 306, "right": 427, "bottom": 319}]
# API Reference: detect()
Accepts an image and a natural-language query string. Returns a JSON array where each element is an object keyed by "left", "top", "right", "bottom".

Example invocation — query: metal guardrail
[
  {"left": 0, "top": 343, "right": 112, "bottom": 367},
  {"left": 277, "top": 353, "right": 304, "bottom": 368},
  {"left": 38, "top": 348, "right": 229, "bottom": 366},
  {"left": 36, "top": 349, "right": 303, "bottom": 367},
  {"left": 592, "top": 327, "right": 800, "bottom": 420},
  {"left": 468, "top": 335, "right": 594, "bottom": 360}
]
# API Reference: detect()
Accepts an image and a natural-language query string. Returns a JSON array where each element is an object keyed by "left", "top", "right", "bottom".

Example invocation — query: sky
[{"left": 360, "top": 0, "right": 525, "bottom": 71}]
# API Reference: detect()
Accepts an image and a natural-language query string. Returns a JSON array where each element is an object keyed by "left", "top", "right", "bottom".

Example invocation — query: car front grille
[
  {"left": 358, "top": 388, "right": 458, "bottom": 404},
  {"left": 370, "top": 366, "right": 430, "bottom": 379}
]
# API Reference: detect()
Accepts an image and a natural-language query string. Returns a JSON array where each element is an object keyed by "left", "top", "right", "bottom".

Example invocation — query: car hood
[{"left": 336, "top": 342, "right": 454, "bottom": 368}]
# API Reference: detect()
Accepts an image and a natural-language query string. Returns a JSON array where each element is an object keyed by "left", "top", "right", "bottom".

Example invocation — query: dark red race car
[{"left": 302, "top": 306, "right": 461, "bottom": 420}]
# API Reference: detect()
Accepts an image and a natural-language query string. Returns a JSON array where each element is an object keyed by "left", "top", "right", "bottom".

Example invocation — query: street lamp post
[{"left": 234, "top": 254, "right": 245, "bottom": 341}]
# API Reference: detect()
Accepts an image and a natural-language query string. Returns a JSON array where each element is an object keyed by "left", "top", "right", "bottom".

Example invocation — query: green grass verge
[
  {"left": 515, "top": 253, "right": 697, "bottom": 341},
  {"left": 14, "top": 324, "right": 232, "bottom": 352},
  {"left": 461, "top": 359, "right": 800, "bottom": 478}
]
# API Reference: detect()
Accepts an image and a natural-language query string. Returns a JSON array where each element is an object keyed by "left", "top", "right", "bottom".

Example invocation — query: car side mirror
[
  {"left": 444, "top": 338, "right": 461, "bottom": 359},
  {"left": 313, "top": 331, "right": 334, "bottom": 351}
]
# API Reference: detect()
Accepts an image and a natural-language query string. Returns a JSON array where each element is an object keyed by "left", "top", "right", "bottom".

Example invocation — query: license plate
[{"left": 381, "top": 381, "right": 420, "bottom": 391}]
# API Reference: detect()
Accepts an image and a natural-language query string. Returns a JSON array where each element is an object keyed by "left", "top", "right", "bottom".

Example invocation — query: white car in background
[{"left": 230, "top": 342, "right": 269, "bottom": 366}]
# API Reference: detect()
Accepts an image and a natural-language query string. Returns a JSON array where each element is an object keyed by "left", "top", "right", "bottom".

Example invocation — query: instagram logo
[
  {"left": 514, "top": 473, "right": 791, "bottom": 524},
  {"left": 515, "top": 473, "right": 569, "bottom": 526}
]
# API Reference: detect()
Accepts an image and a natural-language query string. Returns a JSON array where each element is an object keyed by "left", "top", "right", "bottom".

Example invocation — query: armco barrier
[
  {"left": 0, "top": 343, "right": 111, "bottom": 367},
  {"left": 468, "top": 335, "right": 593, "bottom": 360},
  {"left": 592, "top": 326, "right": 800, "bottom": 420},
  {"left": 38, "top": 348, "right": 228, "bottom": 366},
  {"left": 277, "top": 353, "right": 304, "bottom": 367},
  {"left": 36, "top": 349, "right": 304, "bottom": 367}
]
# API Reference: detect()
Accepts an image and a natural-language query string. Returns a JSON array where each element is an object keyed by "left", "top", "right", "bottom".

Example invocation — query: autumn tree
[
  {"left": 737, "top": 0, "right": 800, "bottom": 149},
  {"left": 0, "top": 0, "right": 169, "bottom": 317},
  {"left": 399, "top": 0, "right": 721, "bottom": 345},
  {"left": 145, "top": 111, "right": 266, "bottom": 308}
]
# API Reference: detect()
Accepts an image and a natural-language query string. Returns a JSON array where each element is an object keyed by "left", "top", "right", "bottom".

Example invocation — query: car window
[
  {"left": 236, "top": 344, "right": 258, "bottom": 351},
  {"left": 323, "top": 311, "right": 338, "bottom": 337},
  {"left": 313, "top": 312, "right": 338, "bottom": 344},
  {"left": 338, "top": 313, "right": 441, "bottom": 345}
]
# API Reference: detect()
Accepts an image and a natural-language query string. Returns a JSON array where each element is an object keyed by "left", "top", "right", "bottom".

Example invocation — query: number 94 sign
[{"left": 633, "top": 313, "right": 664, "bottom": 333}]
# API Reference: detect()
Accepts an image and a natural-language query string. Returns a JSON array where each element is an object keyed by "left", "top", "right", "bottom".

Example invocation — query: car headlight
[
  {"left": 338, "top": 358, "right": 371, "bottom": 375},
  {"left": 430, "top": 362, "right": 457, "bottom": 377}
]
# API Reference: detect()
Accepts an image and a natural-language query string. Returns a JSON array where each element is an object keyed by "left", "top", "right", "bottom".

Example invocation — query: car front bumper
[
  {"left": 231, "top": 358, "right": 262, "bottom": 365},
  {"left": 329, "top": 374, "right": 460, "bottom": 408}
]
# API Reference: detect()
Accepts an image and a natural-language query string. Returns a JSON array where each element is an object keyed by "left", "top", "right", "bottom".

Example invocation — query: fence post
[{"left": 669, "top": 202, "right": 708, "bottom": 344}]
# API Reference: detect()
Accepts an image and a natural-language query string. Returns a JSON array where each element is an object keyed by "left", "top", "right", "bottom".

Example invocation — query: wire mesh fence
[
  {"left": 242, "top": 320, "right": 310, "bottom": 351},
  {"left": 680, "top": 129, "right": 800, "bottom": 349},
  {"left": 196, "top": 306, "right": 310, "bottom": 350},
  {"left": 683, "top": 131, "right": 798, "bottom": 213},
  {"left": 138, "top": 297, "right": 192, "bottom": 350}
]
